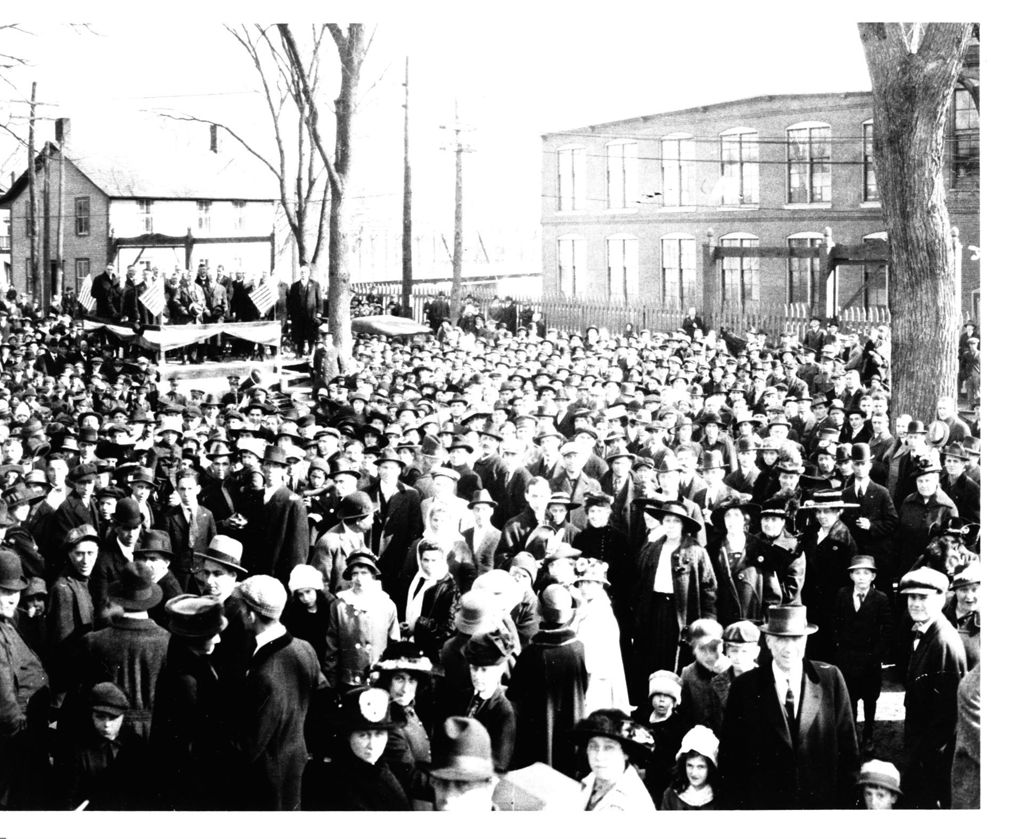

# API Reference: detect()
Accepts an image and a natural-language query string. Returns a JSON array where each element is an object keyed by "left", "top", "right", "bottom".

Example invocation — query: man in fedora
[
  {"left": 895, "top": 457, "right": 959, "bottom": 584},
  {"left": 461, "top": 489, "right": 502, "bottom": 574},
  {"left": 718, "top": 605, "right": 858, "bottom": 809},
  {"left": 244, "top": 445, "right": 309, "bottom": 584},
  {"left": 599, "top": 444, "right": 641, "bottom": 544},
  {"left": 898, "top": 567, "right": 967, "bottom": 809},
  {"left": 367, "top": 447, "right": 423, "bottom": 598},
  {"left": 52, "top": 462, "right": 100, "bottom": 551},
  {"left": 548, "top": 439, "right": 602, "bottom": 530},
  {"left": 195, "top": 535, "right": 251, "bottom": 705},
  {"left": 133, "top": 529, "right": 184, "bottom": 628},
  {"left": 78, "top": 562, "right": 171, "bottom": 742},
  {"left": 311, "top": 489, "right": 375, "bottom": 593},
  {"left": 430, "top": 716, "right": 500, "bottom": 811},
  {"left": 840, "top": 443, "right": 898, "bottom": 599},
  {"left": 235, "top": 573, "right": 328, "bottom": 810},
  {"left": 939, "top": 441, "right": 980, "bottom": 526}
]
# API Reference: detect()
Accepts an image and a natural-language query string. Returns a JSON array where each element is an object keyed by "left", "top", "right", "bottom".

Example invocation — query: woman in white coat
[
  {"left": 573, "top": 559, "right": 630, "bottom": 714},
  {"left": 573, "top": 709, "right": 656, "bottom": 812}
]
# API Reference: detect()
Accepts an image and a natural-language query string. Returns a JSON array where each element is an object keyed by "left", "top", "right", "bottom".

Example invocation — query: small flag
[
  {"left": 77, "top": 276, "right": 95, "bottom": 313},
  {"left": 249, "top": 282, "right": 276, "bottom": 317},
  {"left": 139, "top": 281, "right": 166, "bottom": 317}
]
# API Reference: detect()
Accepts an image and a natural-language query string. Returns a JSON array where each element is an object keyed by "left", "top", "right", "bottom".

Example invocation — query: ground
[{"left": 856, "top": 665, "right": 906, "bottom": 771}]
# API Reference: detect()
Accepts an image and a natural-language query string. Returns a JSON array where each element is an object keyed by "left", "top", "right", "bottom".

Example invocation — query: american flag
[
  {"left": 77, "top": 277, "right": 95, "bottom": 313},
  {"left": 139, "top": 281, "right": 166, "bottom": 317},
  {"left": 249, "top": 282, "right": 276, "bottom": 317}
]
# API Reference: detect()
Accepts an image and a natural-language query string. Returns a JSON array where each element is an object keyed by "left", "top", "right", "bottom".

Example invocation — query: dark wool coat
[
  {"left": 801, "top": 519, "right": 857, "bottom": 663},
  {"left": 679, "top": 659, "right": 724, "bottom": 734},
  {"left": 460, "top": 524, "right": 501, "bottom": 574},
  {"left": 841, "top": 479, "right": 899, "bottom": 583},
  {"left": 718, "top": 658, "right": 859, "bottom": 810},
  {"left": 246, "top": 486, "right": 310, "bottom": 583},
  {"left": 303, "top": 746, "right": 411, "bottom": 811},
  {"left": 89, "top": 537, "right": 133, "bottom": 624},
  {"left": 281, "top": 590, "right": 335, "bottom": 668},
  {"left": 150, "top": 638, "right": 236, "bottom": 810},
  {"left": 368, "top": 480, "right": 423, "bottom": 594},
  {"left": 940, "top": 473, "right": 980, "bottom": 526},
  {"left": 237, "top": 632, "right": 326, "bottom": 811},
  {"left": 631, "top": 705, "right": 687, "bottom": 806},
  {"left": 895, "top": 491, "right": 959, "bottom": 580},
  {"left": 55, "top": 727, "right": 150, "bottom": 810},
  {"left": 412, "top": 574, "right": 459, "bottom": 661},
  {"left": 506, "top": 624, "right": 588, "bottom": 776},
  {"left": 494, "top": 508, "right": 544, "bottom": 570},
  {"left": 833, "top": 586, "right": 893, "bottom": 684},
  {"left": 52, "top": 493, "right": 99, "bottom": 550},
  {"left": 382, "top": 700, "right": 432, "bottom": 799},
  {"left": 158, "top": 504, "right": 217, "bottom": 584},
  {"left": 901, "top": 613, "right": 967, "bottom": 809},
  {"left": 464, "top": 686, "right": 517, "bottom": 773},
  {"left": 79, "top": 616, "right": 171, "bottom": 741},
  {"left": 710, "top": 532, "right": 805, "bottom": 629},
  {"left": 633, "top": 537, "right": 717, "bottom": 645}
]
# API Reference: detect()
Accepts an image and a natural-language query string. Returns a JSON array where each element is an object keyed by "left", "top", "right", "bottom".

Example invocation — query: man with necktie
[
  {"left": 286, "top": 264, "right": 322, "bottom": 356},
  {"left": 840, "top": 443, "right": 899, "bottom": 600},
  {"left": 717, "top": 605, "right": 859, "bottom": 809}
]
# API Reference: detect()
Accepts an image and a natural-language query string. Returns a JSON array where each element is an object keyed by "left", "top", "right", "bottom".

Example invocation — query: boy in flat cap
[{"left": 898, "top": 567, "right": 967, "bottom": 809}]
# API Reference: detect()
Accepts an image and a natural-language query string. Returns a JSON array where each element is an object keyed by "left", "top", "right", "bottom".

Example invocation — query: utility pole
[
  {"left": 56, "top": 117, "right": 67, "bottom": 311},
  {"left": 27, "top": 81, "right": 38, "bottom": 301},
  {"left": 42, "top": 146, "right": 50, "bottom": 313},
  {"left": 401, "top": 56, "right": 412, "bottom": 318}
]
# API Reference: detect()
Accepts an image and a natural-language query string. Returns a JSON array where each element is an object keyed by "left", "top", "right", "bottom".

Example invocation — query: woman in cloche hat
[
  {"left": 573, "top": 558, "right": 629, "bottom": 715},
  {"left": 573, "top": 707, "right": 656, "bottom": 811}
]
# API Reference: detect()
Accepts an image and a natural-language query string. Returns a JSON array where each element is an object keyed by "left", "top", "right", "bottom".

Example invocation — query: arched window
[
  {"left": 557, "top": 145, "right": 586, "bottom": 211},
  {"left": 786, "top": 121, "right": 831, "bottom": 204},
  {"left": 720, "top": 232, "right": 759, "bottom": 304},
  {"left": 719, "top": 128, "right": 758, "bottom": 205},
  {"left": 607, "top": 235, "right": 639, "bottom": 301},
  {"left": 557, "top": 235, "right": 586, "bottom": 297},
  {"left": 952, "top": 88, "right": 979, "bottom": 186},
  {"left": 661, "top": 133, "right": 695, "bottom": 208},
  {"left": 787, "top": 232, "right": 823, "bottom": 305},
  {"left": 661, "top": 234, "right": 697, "bottom": 306}
]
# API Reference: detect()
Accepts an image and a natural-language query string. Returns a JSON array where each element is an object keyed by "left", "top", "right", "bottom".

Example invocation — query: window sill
[
  {"left": 715, "top": 205, "right": 760, "bottom": 211},
  {"left": 860, "top": 201, "right": 882, "bottom": 209},
  {"left": 782, "top": 203, "right": 832, "bottom": 210}
]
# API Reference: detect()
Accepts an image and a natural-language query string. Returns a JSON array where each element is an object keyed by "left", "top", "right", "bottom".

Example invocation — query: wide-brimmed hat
[
  {"left": 573, "top": 557, "right": 610, "bottom": 588},
  {"left": 343, "top": 550, "right": 381, "bottom": 580},
  {"left": 645, "top": 501, "right": 702, "bottom": 536},
  {"left": 699, "top": 450, "right": 726, "bottom": 472},
  {"left": 800, "top": 491, "right": 858, "bottom": 513},
  {"left": 261, "top": 445, "right": 289, "bottom": 467},
  {"left": 857, "top": 759, "right": 902, "bottom": 795},
  {"left": 371, "top": 641, "right": 435, "bottom": 682},
  {"left": 711, "top": 498, "right": 760, "bottom": 530},
  {"left": 0, "top": 549, "right": 27, "bottom": 591},
  {"left": 463, "top": 628, "right": 515, "bottom": 667},
  {"left": 2, "top": 484, "right": 46, "bottom": 508},
  {"left": 133, "top": 529, "right": 175, "bottom": 560},
  {"left": 373, "top": 447, "right": 404, "bottom": 467},
  {"left": 762, "top": 605, "right": 818, "bottom": 636},
  {"left": 473, "top": 570, "right": 522, "bottom": 614},
  {"left": 127, "top": 466, "right": 157, "bottom": 488},
  {"left": 571, "top": 709, "right": 655, "bottom": 764},
  {"left": 468, "top": 489, "right": 497, "bottom": 508},
  {"left": 165, "top": 594, "right": 228, "bottom": 638},
  {"left": 546, "top": 491, "right": 580, "bottom": 511},
  {"left": 910, "top": 455, "right": 942, "bottom": 479},
  {"left": 330, "top": 686, "right": 395, "bottom": 736},
  {"left": 950, "top": 562, "right": 980, "bottom": 590},
  {"left": 929, "top": 516, "right": 980, "bottom": 545},
  {"left": 109, "top": 563, "right": 164, "bottom": 612},
  {"left": 430, "top": 716, "right": 495, "bottom": 781},
  {"left": 195, "top": 534, "right": 248, "bottom": 575}
]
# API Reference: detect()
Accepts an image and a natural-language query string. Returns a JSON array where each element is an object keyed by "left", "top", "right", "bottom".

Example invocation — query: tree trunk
[{"left": 858, "top": 22, "right": 973, "bottom": 424}]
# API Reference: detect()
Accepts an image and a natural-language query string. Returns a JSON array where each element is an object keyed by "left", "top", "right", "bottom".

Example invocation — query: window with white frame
[
  {"left": 557, "top": 146, "right": 586, "bottom": 211},
  {"left": 661, "top": 135, "right": 695, "bottom": 207},
  {"left": 138, "top": 199, "right": 153, "bottom": 234},
  {"left": 720, "top": 129, "right": 758, "bottom": 205},
  {"left": 787, "top": 233, "right": 823, "bottom": 305},
  {"left": 863, "top": 121, "right": 878, "bottom": 202},
  {"left": 661, "top": 235, "right": 697, "bottom": 307},
  {"left": 607, "top": 235, "right": 639, "bottom": 300},
  {"left": 196, "top": 200, "right": 212, "bottom": 232},
  {"left": 952, "top": 88, "right": 979, "bottom": 185},
  {"left": 75, "top": 258, "right": 90, "bottom": 281},
  {"left": 557, "top": 235, "right": 586, "bottom": 297},
  {"left": 720, "top": 233, "right": 759, "bottom": 304},
  {"left": 606, "top": 141, "right": 638, "bottom": 209},
  {"left": 233, "top": 200, "right": 247, "bottom": 232},
  {"left": 862, "top": 232, "right": 889, "bottom": 308},
  {"left": 787, "top": 122, "right": 831, "bottom": 204}
]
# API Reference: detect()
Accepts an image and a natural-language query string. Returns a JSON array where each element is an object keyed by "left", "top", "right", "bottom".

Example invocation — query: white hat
[
  {"left": 677, "top": 724, "right": 720, "bottom": 767},
  {"left": 238, "top": 574, "right": 288, "bottom": 621},
  {"left": 288, "top": 564, "right": 325, "bottom": 594},
  {"left": 857, "top": 759, "right": 901, "bottom": 795},
  {"left": 648, "top": 669, "right": 683, "bottom": 704}
]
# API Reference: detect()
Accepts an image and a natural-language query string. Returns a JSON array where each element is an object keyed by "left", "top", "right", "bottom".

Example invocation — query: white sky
[{"left": 0, "top": 7, "right": 875, "bottom": 231}]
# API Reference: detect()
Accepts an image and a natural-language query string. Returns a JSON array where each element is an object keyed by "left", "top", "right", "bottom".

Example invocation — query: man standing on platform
[{"left": 286, "top": 264, "right": 321, "bottom": 357}]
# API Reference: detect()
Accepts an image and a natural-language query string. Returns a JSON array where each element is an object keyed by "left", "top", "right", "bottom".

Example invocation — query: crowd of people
[{"left": 0, "top": 289, "right": 981, "bottom": 812}]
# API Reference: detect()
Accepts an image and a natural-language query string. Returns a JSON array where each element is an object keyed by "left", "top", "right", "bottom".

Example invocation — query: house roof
[
  {"left": 542, "top": 91, "right": 874, "bottom": 138},
  {"left": 1, "top": 132, "right": 278, "bottom": 206}
]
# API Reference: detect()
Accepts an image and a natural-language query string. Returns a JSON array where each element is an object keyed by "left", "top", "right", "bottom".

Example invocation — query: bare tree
[
  {"left": 279, "top": 23, "right": 366, "bottom": 367},
  {"left": 158, "top": 25, "right": 330, "bottom": 270},
  {"left": 858, "top": 22, "right": 974, "bottom": 424}
]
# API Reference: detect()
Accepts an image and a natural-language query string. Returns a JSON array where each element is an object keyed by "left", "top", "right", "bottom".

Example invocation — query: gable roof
[{"left": 1, "top": 133, "right": 278, "bottom": 206}]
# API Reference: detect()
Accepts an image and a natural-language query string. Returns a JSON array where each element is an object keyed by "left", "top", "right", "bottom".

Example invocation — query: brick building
[
  {"left": 0, "top": 121, "right": 277, "bottom": 307},
  {"left": 540, "top": 80, "right": 979, "bottom": 320}
]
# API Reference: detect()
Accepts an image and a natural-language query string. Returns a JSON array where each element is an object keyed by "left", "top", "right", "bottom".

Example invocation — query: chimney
[
  {"left": 55, "top": 117, "right": 70, "bottom": 145},
  {"left": 210, "top": 124, "right": 218, "bottom": 154}
]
